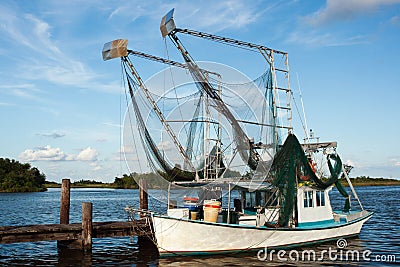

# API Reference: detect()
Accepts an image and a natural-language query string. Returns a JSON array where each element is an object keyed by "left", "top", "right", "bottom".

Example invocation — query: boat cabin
[
  {"left": 237, "top": 184, "right": 335, "bottom": 228},
  {"left": 166, "top": 180, "right": 336, "bottom": 229},
  {"left": 296, "top": 185, "right": 334, "bottom": 227}
]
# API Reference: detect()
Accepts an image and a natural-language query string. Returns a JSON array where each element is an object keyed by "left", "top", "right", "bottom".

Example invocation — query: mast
[
  {"left": 204, "top": 80, "right": 210, "bottom": 180},
  {"left": 160, "top": 9, "right": 261, "bottom": 170},
  {"left": 160, "top": 9, "right": 292, "bottom": 150}
]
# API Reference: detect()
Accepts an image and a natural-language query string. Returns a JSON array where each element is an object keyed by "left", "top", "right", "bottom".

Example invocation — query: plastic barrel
[{"left": 203, "top": 200, "right": 221, "bottom": 223}]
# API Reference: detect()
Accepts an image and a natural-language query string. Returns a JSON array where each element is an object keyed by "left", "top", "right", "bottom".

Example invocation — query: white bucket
[
  {"left": 203, "top": 207, "right": 219, "bottom": 222},
  {"left": 203, "top": 200, "right": 221, "bottom": 222},
  {"left": 203, "top": 199, "right": 221, "bottom": 207}
]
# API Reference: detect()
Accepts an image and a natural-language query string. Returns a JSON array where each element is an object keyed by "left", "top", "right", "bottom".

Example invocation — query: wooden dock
[
  {"left": 0, "top": 179, "right": 154, "bottom": 252},
  {"left": 0, "top": 219, "right": 150, "bottom": 244}
]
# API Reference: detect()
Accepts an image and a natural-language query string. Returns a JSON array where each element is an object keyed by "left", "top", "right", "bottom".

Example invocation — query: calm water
[{"left": 0, "top": 186, "right": 399, "bottom": 266}]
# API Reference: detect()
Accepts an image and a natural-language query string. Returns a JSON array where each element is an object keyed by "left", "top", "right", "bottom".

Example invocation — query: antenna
[{"left": 297, "top": 73, "right": 309, "bottom": 143}]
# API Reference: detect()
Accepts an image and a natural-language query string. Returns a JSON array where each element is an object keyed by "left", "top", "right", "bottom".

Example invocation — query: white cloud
[
  {"left": 106, "top": 0, "right": 267, "bottom": 32},
  {"left": 304, "top": 0, "right": 400, "bottom": 26},
  {"left": 121, "top": 145, "right": 135, "bottom": 154},
  {"left": 0, "top": 5, "right": 118, "bottom": 94},
  {"left": 157, "top": 140, "right": 174, "bottom": 151},
  {"left": 0, "top": 83, "right": 45, "bottom": 102},
  {"left": 286, "top": 31, "right": 369, "bottom": 47},
  {"left": 19, "top": 145, "right": 99, "bottom": 162},
  {"left": 0, "top": 102, "right": 14, "bottom": 106},
  {"left": 389, "top": 15, "right": 400, "bottom": 25},
  {"left": 178, "top": 1, "right": 263, "bottom": 32},
  {"left": 389, "top": 158, "right": 400, "bottom": 167},
  {"left": 76, "top": 147, "right": 99, "bottom": 161},
  {"left": 24, "top": 14, "right": 62, "bottom": 57},
  {"left": 37, "top": 132, "right": 66, "bottom": 139},
  {"left": 19, "top": 145, "right": 67, "bottom": 161},
  {"left": 103, "top": 122, "right": 122, "bottom": 128},
  {"left": 345, "top": 159, "right": 362, "bottom": 168},
  {"left": 90, "top": 162, "right": 102, "bottom": 171}
]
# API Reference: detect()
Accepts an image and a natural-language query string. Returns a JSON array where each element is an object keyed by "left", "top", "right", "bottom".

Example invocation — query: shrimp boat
[{"left": 102, "top": 9, "right": 372, "bottom": 257}]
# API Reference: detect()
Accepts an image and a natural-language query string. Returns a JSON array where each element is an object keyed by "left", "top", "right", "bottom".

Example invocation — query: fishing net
[
  {"left": 122, "top": 58, "right": 282, "bottom": 185},
  {"left": 270, "top": 134, "right": 349, "bottom": 227}
]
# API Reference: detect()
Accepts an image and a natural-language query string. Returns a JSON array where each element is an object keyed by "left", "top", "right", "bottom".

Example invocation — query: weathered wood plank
[{"left": 0, "top": 220, "right": 150, "bottom": 244}]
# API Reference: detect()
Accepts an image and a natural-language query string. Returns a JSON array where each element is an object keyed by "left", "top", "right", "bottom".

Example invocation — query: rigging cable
[
  {"left": 290, "top": 88, "right": 307, "bottom": 144},
  {"left": 121, "top": 63, "right": 143, "bottom": 173},
  {"left": 119, "top": 60, "right": 124, "bottom": 177},
  {"left": 296, "top": 72, "right": 309, "bottom": 142},
  {"left": 163, "top": 38, "right": 190, "bottom": 148}
]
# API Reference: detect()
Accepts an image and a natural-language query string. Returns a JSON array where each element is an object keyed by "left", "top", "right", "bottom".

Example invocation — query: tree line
[
  {"left": 0, "top": 158, "right": 46, "bottom": 192},
  {"left": 2, "top": 156, "right": 398, "bottom": 192}
]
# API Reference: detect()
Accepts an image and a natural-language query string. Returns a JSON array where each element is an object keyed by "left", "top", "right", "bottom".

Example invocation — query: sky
[{"left": 0, "top": 0, "right": 399, "bottom": 183}]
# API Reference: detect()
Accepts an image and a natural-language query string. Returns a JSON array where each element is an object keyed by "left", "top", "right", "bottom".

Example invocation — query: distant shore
[
  {"left": 340, "top": 177, "right": 400, "bottom": 187},
  {"left": 44, "top": 183, "right": 136, "bottom": 189},
  {"left": 44, "top": 177, "right": 400, "bottom": 189}
]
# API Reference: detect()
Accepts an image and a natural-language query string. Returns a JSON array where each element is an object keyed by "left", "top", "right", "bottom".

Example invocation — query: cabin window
[
  {"left": 303, "top": 191, "right": 314, "bottom": 208},
  {"left": 316, "top": 190, "right": 325, "bottom": 206},
  {"left": 245, "top": 192, "right": 256, "bottom": 207},
  {"left": 259, "top": 192, "right": 265, "bottom": 207}
]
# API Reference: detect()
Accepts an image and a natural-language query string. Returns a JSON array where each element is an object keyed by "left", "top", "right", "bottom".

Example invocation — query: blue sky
[{"left": 1, "top": 0, "right": 399, "bottom": 182}]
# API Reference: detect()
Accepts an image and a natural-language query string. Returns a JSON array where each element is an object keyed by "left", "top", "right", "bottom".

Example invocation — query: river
[{"left": 0, "top": 186, "right": 399, "bottom": 266}]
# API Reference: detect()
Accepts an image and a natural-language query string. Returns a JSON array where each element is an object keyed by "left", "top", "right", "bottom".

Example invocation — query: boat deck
[{"left": 297, "top": 210, "right": 372, "bottom": 229}]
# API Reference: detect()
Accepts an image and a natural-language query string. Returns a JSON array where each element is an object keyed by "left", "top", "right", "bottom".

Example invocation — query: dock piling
[
  {"left": 82, "top": 202, "right": 93, "bottom": 252},
  {"left": 60, "top": 179, "right": 70, "bottom": 224},
  {"left": 58, "top": 179, "right": 71, "bottom": 250},
  {"left": 139, "top": 178, "right": 148, "bottom": 218}
]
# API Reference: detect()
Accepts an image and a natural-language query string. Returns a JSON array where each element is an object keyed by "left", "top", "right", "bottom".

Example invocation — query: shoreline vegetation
[
  {"left": 43, "top": 176, "right": 400, "bottom": 189},
  {"left": 340, "top": 176, "right": 400, "bottom": 187},
  {"left": 0, "top": 158, "right": 46, "bottom": 193},
  {"left": 1, "top": 158, "right": 400, "bottom": 192}
]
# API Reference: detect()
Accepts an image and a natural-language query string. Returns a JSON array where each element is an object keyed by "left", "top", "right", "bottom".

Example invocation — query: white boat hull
[{"left": 151, "top": 211, "right": 372, "bottom": 256}]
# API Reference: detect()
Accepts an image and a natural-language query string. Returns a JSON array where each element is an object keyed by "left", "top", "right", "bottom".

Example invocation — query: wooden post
[
  {"left": 82, "top": 202, "right": 93, "bottom": 252},
  {"left": 58, "top": 179, "right": 71, "bottom": 250},
  {"left": 137, "top": 178, "right": 157, "bottom": 256},
  {"left": 60, "top": 179, "right": 70, "bottom": 224},
  {"left": 139, "top": 178, "right": 148, "bottom": 217}
]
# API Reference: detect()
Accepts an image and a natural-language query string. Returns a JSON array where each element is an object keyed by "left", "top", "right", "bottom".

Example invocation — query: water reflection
[{"left": 0, "top": 186, "right": 399, "bottom": 266}]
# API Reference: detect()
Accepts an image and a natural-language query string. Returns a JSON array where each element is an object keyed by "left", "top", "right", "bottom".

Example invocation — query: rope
[
  {"left": 122, "top": 63, "right": 143, "bottom": 173},
  {"left": 164, "top": 38, "right": 190, "bottom": 141}
]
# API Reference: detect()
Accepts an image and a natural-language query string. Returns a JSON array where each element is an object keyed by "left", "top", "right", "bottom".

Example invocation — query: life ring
[{"left": 183, "top": 197, "right": 199, "bottom": 203}]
